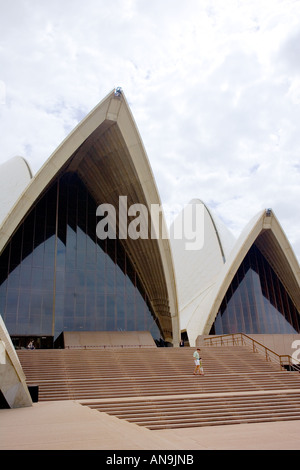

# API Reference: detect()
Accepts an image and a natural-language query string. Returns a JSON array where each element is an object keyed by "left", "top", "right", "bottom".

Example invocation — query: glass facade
[
  {"left": 0, "top": 173, "right": 162, "bottom": 341},
  {"left": 210, "top": 245, "right": 300, "bottom": 335}
]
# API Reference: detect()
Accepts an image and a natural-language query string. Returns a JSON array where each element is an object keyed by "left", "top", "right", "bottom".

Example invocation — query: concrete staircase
[
  {"left": 84, "top": 391, "right": 300, "bottom": 429},
  {"left": 17, "top": 346, "right": 300, "bottom": 428}
]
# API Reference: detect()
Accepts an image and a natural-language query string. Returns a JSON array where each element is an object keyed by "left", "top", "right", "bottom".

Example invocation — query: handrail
[{"left": 204, "top": 333, "right": 300, "bottom": 372}]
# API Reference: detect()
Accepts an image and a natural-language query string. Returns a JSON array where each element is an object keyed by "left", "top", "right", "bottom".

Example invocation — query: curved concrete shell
[
  {"left": 0, "top": 315, "right": 32, "bottom": 408},
  {"left": 0, "top": 90, "right": 179, "bottom": 345},
  {"left": 203, "top": 209, "right": 300, "bottom": 336},
  {"left": 170, "top": 199, "right": 236, "bottom": 340},
  {"left": 172, "top": 203, "right": 300, "bottom": 346},
  {"left": 0, "top": 156, "right": 32, "bottom": 226}
]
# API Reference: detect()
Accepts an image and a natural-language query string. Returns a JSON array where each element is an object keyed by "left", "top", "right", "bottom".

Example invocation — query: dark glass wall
[
  {"left": 210, "top": 245, "right": 300, "bottom": 335},
  {"left": 0, "top": 173, "right": 162, "bottom": 341}
]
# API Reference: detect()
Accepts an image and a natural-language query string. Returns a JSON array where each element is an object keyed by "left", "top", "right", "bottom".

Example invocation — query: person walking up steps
[{"left": 193, "top": 348, "right": 204, "bottom": 375}]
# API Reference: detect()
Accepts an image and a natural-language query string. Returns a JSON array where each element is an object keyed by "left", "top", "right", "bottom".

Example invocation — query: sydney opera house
[{"left": 0, "top": 88, "right": 300, "bottom": 353}]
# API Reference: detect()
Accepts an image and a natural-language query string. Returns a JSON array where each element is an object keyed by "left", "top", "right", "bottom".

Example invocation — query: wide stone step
[
  {"left": 83, "top": 391, "right": 300, "bottom": 429},
  {"left": 146, "top": 413, "right": 300, "bottom": 429},
  {"left": 30, "top": 371, "right": 300, "bottom": 401}
]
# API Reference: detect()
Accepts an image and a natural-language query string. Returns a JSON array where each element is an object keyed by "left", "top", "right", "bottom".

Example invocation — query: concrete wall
[
  {"left": 61, "top": 330, "right": 156, "bottom": 349},
  {"left": 248, "top": 334, "right": 300, "bottom": 358},
  {"left": 197, "top": 334, "right": 300, "bottom": 360}
]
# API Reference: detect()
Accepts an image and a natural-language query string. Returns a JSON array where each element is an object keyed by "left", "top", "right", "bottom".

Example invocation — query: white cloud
[{"left": 0, "top": 0, "right": 299, "bottom": 261}]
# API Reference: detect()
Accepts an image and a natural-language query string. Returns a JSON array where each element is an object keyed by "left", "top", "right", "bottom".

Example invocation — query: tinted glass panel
[
  {"left": 0, "top": 173, "right": 162, "bottom": 341},
  {"left": 210, "top": 245, "right": 300, "bottom": 334}
]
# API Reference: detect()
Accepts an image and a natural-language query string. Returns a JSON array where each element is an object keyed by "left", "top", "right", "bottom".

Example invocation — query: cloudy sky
[{"left": 0, "top": 0, "right": 300, "bottom": 261}]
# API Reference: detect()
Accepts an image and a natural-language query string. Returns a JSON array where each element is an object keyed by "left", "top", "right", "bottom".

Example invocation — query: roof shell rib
[
  {"left": 171, "top": 203, "right": 300, "bottom": 346},
  {"left": 0, "top": 90, "right": 180, "bottom": 345},
  {"left": 170, "top": 199, "right": 236, "bottom": 335}
]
